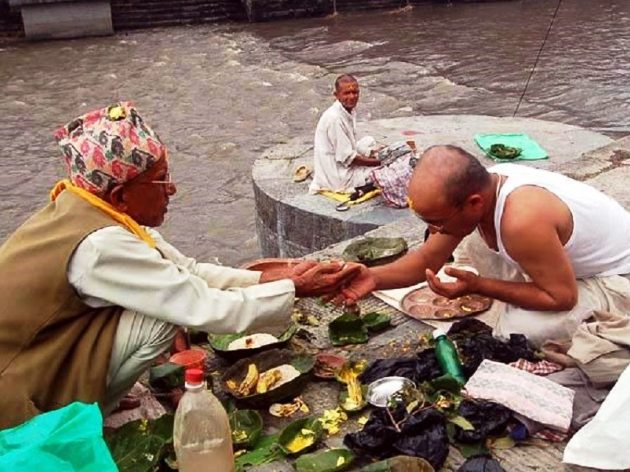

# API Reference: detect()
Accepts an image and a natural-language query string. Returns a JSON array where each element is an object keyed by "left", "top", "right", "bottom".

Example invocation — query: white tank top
[{"left": 490, "top": 163, "right": 630, "bottom": 278}]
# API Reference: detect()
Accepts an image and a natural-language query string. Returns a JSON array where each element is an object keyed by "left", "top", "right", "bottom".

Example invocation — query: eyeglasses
[
  {"left": 150, "top": 173, "right": 172, "bottom": 185},
  {"left": 409, "top": 203, "right": 461, "bottom": 232}
]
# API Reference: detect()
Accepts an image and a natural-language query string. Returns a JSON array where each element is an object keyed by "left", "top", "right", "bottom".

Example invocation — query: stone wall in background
[
  {"left": 0, "top": 0, "right": 509, "bottom": 36},
  {"left": 0, "top": 1, "right": 23, "bottom": 36}
]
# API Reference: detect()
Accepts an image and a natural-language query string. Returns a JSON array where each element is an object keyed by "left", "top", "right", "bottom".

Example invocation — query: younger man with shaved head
[
  {"left": 336, "top": 145, "right": 630, "bottom": 346},
  {"left": 0, "top": 102, "right": 356, "bottom": 429}
]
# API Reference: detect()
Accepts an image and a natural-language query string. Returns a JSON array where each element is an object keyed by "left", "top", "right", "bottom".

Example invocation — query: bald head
[
  {"left": 409, "top": 145, "right": 490, "bottom": 208},
  {"left": 334, "top": 74, "right": 358, "bottom": 92}
]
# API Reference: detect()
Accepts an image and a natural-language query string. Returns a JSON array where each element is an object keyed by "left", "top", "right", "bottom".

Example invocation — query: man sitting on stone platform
[
  {"left": 0, "top": 101, "right": 356, "bottom": 430},
  {"left": 309, "top": 74, "right": 416, "bottom": 207},
  {"left": 334, "top": 145, "right": 630, "bottom": 347}
]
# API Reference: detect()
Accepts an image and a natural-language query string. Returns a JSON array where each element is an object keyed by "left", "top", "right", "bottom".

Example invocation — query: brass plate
[{"left": 401, "top": 287, "right": 492, "bottom": 321}]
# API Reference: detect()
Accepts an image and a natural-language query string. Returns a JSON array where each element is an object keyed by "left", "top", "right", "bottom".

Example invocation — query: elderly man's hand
[
  {"left": 329, "top": 263, "right": 376, "bottom": 306},
  {"left": 425, "top": 267, "right": 479, "bottom": 299},
  {"left": 288, "top": 261, "right": 363, "bottom": 297}
]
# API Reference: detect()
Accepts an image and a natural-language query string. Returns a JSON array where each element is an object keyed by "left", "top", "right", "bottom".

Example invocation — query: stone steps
[
  {"left": 110, "top": 0, "right": 244, "bottom": 29},
  {"left": 336, "top": 0, "right": 407, "bottom": 10}
]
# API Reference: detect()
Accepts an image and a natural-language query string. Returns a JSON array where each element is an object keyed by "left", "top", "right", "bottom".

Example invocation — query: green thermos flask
[{"left": 433, "top": 328, "right": 467, "bottom": 385}]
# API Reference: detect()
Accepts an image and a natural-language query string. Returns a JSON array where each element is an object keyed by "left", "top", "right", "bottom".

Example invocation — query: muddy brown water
[{"left": 1, "top": 0, "right": 628, "bottom": 265}]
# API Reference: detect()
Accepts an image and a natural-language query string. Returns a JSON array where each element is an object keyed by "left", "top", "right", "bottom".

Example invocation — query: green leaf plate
[{"left": 294, "top": 448, "right": 355, "bottom": 472}]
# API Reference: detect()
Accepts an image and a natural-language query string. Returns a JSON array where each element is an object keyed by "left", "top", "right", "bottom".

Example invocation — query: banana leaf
[
  {"left": 235, "top": 433, "right": 285, "bottom": 471},
  {"left": 277, "top": 417, "right": 323, "bottom": 455},
  {"left": 295, "top": 448, "right": 355, "bottom": 472},
  {"left": 230, "top": 410, "right": 263, "bottom": 448},
  {"left": 329, "top": 314, "right": 368, "bottom": 346},
  {"left": 105, "top": 415, "right": 174, "bottom": 472},
  {"left": 148, "top": 362, "right": 184, "bottom": 391},
  {"left": 359, "top": 455, "right": 435, "bottom": 472},
  {"left": 362, "top": 312, "right": 392, "bottom": 333},
  {"left": 209, "top": 324, "right": 298, "bottom": 360},
  {"left": 342, "top": 238, "right": 408, "bottom": 267}
]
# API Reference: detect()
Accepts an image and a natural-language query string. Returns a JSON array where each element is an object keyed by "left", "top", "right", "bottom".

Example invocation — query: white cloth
[
  {"left": 309, "top": 100, "right": 372, "bottom": 194},
  {"left": 563, "top": 363, "right": 630, "bottom": 469},
  {"left": 68, "top": 226, "right": 295, "bottom": 334},
  {"left": 491, "top": 163, "right": 630, "bottom": 278}
]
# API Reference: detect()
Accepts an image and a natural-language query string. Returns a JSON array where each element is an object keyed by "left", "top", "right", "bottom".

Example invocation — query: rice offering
[{"left": 228, "top": 333, "right": 279, "bottom": 351}]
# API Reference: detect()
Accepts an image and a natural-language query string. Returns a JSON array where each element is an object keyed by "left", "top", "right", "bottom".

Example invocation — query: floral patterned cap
[{"left": 54, "top": 101, "right": 166, "bottom": 197}]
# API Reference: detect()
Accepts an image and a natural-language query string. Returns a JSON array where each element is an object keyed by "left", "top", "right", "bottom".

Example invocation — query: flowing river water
[{"left": 1, "top": 0, "right": 628, "bottom": 265}]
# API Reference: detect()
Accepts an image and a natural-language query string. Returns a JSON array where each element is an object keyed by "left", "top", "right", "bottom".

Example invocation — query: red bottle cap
[{"left": 185, "top": 368, "right": 204, "bottom": 384}]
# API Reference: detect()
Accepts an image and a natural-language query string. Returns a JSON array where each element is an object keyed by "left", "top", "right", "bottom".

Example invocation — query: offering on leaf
[
  {"left": 229, "top": 410, "right": 263, "bottom": 448},
  {"left": 222, "top": 349, "right": 314, "bottom": 407},
  {"left": 278, "top": 417, "right": 324, "bottom": 455},
  {"left": 229, "top": 363, "right": 301, "bottom": 396},
  {"left": 227, "top": 333, "right": 279, "bottom": 350},
  {"left": 488, "top": 143, "right": 522, "bottom": 160}
]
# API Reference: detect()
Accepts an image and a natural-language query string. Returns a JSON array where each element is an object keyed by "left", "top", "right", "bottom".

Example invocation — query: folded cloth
[
  {"left": 567, "top": 309, "right": 630, "bottom": 387},
  {"left": 465, "top": 359, "right": 574, "bottom": 432},
  {"left": 317, "top": 188, "right": 381, "bottom": 205},
  {"left": 370, "top": 151, "right": 416, "bottom": 208},
  {"left": 563, "top": 363, "right": 630, "bottom": 469},
  {"left": 474, "top": 133, "right": 548, "bottom": 161},
  {"left": 509, "top": 358, "right": 564, "bottom": 376}
]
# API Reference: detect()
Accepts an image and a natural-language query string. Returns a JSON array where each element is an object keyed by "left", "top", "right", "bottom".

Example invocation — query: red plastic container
[{"left": 170, "top": 349, "right": 207, "bottom": 371}]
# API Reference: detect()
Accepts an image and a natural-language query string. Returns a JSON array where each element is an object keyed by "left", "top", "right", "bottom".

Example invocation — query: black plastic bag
[
  {"left": 447, "top": 320, "right": 536, "bottom": 377},
  {"left": 344, "top": 406, "right": 449, "bottom": 470},
  {"left": 454, "top": 400, "right": 512, "bottom": 443},
  {"left": 359, "top": 349, "right": 442, "bottom": 385},
  {"left": 457, "top": 456, "right": 506, "bottom": 472}
]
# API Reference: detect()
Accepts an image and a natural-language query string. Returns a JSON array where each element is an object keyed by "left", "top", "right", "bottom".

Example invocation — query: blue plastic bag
[{"left": 0, "top": 402, "right": 117, "bottom": 471}]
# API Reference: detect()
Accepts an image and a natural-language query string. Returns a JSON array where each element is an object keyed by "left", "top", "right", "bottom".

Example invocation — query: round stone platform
[{"left": 253, "top": 115, "right": 613, "bottom": 257}]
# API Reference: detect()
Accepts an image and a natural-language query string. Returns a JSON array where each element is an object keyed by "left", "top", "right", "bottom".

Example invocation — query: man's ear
[
  {"left": 107, "top": 185, "right": 127, "bottom": 212},
  {"left": 466, "top": 193, "right": 484, "bottom": 210}
]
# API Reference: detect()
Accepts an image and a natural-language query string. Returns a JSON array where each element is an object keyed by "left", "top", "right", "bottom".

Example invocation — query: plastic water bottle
[
  {"left": 433, "top": 328, "right": 467, "bottom": 385},
  {"left": 173, "top": 368, "right": 234, "bottom": 472}
]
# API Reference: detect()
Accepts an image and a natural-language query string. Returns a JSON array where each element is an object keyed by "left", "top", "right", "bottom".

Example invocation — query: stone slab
[
  {"left": 253, "top": 115, "right": 613, "bottom": 258},
  {"left": 20, "top": 1, "right": 113, "bottom": 40}
]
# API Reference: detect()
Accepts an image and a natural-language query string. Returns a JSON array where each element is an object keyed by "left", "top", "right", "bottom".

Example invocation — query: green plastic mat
[{"left": 475, "top": 133, "right": 548, "bottom": 161}]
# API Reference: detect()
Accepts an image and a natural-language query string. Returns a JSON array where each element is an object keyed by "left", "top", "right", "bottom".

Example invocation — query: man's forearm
[{"left": 475, "top": 277, "right": 576, "bottom": 312}]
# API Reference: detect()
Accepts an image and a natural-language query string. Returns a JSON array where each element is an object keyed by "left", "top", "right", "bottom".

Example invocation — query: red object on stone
[{"left": 170, "top": 349, "right": 207, "bottom": 371}]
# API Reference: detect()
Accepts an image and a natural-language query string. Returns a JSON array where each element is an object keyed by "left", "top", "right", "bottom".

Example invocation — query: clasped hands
[
  {"left": 259, "top": 260, "right": 480, "bottom": 305},
  {"left": 258, "top": 259, "right": 373, "bottom": 300}
]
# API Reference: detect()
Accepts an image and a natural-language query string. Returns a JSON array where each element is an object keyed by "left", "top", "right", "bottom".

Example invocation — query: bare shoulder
[{"left": 501, "top": 185, "right": 569, "bottom": 237}]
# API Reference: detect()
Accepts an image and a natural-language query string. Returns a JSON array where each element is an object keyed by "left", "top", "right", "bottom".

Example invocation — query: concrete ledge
[
  {"left": 18, "top": 1, "right": 113, "bottom": 40},
  {"left": 253, "top": 114, "right": 613, "bottom": 258}
]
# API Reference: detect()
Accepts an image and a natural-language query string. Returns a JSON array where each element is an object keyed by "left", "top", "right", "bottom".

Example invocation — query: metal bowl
[{"left": 366, "top": 376, "right": 416, "bottom": 408}]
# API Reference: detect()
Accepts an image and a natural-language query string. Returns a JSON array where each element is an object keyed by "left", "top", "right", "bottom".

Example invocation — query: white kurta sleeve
[
  {"left": 147, "top": 228, "right": 262, "bottom": 289},
  {"left": 68, "top": 227, "right": 294, "bottom": 334},
  {"left": 329, "top": 120, "right": 357, "bottom": 167}
]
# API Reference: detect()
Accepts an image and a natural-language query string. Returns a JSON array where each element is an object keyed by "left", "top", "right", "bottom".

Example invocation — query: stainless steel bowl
[{"left": 366, "top": 376, "right": 416, "bottom": 408}]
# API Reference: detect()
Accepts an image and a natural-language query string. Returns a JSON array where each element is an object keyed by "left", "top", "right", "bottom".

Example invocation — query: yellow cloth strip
[
  {"left": 317, "top": 189, "right": 381, "bottom": 206},
  {"left": 50, "top": 180, "right": 156, "bottom": 248}
]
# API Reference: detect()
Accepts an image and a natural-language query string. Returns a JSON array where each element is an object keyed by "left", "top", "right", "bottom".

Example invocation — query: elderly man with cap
[{"left": 0, "top": 102, "right": 356, "bottom": 429}]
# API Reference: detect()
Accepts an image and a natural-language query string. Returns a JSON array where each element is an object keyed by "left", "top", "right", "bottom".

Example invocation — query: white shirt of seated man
[{"left": 309, "top": 77, "right": 375, "bottom": 194}]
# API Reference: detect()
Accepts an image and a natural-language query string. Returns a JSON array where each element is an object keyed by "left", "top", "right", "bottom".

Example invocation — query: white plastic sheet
[{"left": 563, "top": 363, "right": 630, "bottom": 469}]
